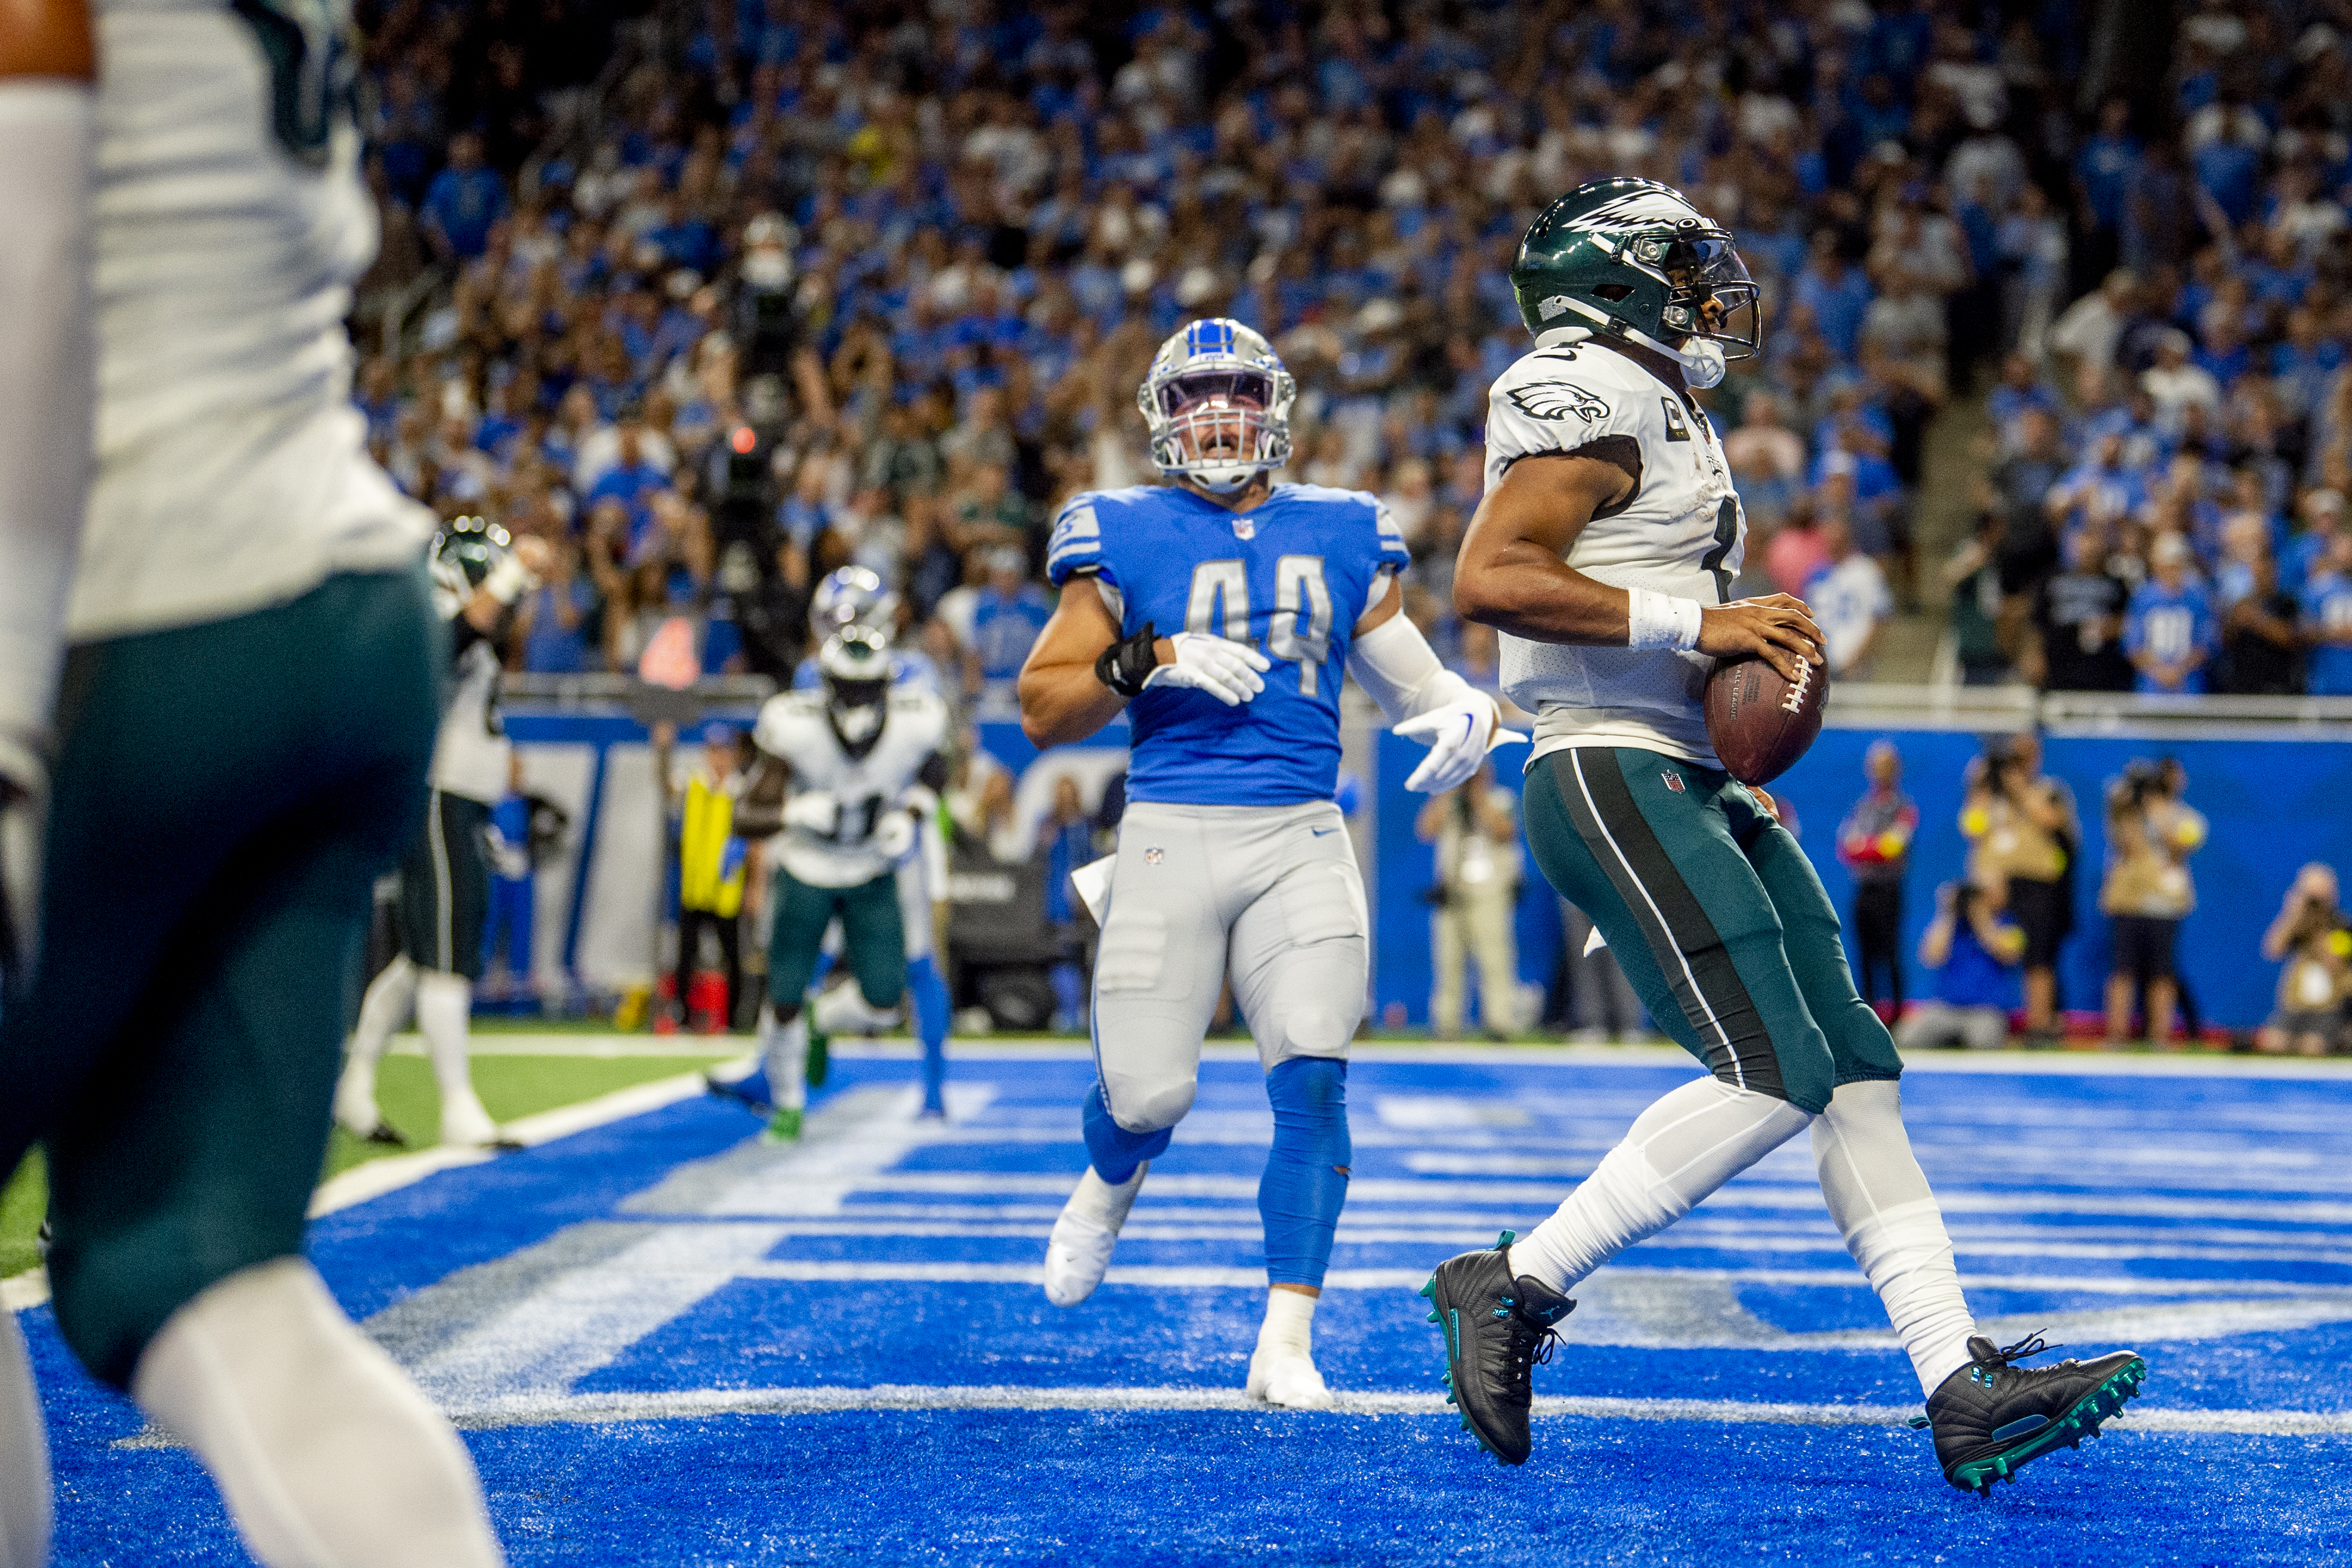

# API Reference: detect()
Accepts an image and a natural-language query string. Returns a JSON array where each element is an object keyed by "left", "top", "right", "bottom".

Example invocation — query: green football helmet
[{"left": 1510, "top": 178, "right": 1761, "bottom": 363}]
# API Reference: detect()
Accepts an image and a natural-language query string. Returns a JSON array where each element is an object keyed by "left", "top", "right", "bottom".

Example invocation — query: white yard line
[{"left": 419, "top": 1381, "right": 2352, "bottom": 1438}]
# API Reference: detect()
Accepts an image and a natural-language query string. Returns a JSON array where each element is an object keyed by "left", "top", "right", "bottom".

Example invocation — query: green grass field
[{"left": 0, "top": 1052, "right": 727, "bottom": 1281}]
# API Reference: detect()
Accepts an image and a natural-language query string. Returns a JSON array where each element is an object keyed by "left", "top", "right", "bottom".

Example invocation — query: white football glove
[
  {"left": 873, "top": 808, "right": 916, "bottom": 862},
  {"left": 0, "top": 731, "right": 47, "bottom": 999},
  {"left": 1141, "top": 633, "right": 1271, "bottom": 707},
  {"left": 1395, "top": 691, "right": 1530, "bottom": 794},
  {"left": 782, "top": 790, "right": 839, "bottom": 836}
]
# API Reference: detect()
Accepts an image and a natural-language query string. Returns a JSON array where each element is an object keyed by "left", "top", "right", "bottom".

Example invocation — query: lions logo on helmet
[
  {"left": 429, "top": 516, "right": 513, "bottom": 617},
  {"left": 810, "top": 565, "right": 900, "bottom": 638},
  {"left": 1138, "top": 318, "right": 1297, "bottom": 494},
  {"left": 1512, "top": 178, "right": 1761, "bottom": 388},
  {"left": 819, "top": 625, "right": 894, "bottom": 759}
]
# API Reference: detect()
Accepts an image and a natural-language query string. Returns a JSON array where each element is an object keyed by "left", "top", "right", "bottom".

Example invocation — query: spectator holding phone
[
  {"left": 2099, "top": 760, "right": 2205, "bottom": 1046},
  {"left": 2258, "top": 864, "right": 2350, "bottom": 1056},
  {"left": 1897, "top": 879, "right": 2027, "bottom": 1050}
]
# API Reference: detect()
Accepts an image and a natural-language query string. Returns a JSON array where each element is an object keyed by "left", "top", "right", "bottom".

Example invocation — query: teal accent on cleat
[{"left": 1935, "top": 1340, "right": 2148, "bottom": 1496}]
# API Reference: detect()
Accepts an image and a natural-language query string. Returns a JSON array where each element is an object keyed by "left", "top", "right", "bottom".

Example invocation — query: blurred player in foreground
[
  {"left": 0, "top": 0, "right": 502, "bottom": 1559},
  {"left": 726, "top": 626, "right": 947, "bottom": 1139},
  {"left": 1017, "top": 318, "right": 1523, "bottom": 1408},
  {"left": 336, "top": 518, "right": 546, "bottom": 1149},
  {"left": 1427, "top": 178, "right": 2143, "bottom": 1490}
]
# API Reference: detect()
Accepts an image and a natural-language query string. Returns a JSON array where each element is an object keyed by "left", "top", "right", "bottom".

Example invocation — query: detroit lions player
[
  {"left": 1018, "top": 319, "right": 1523, "bottom": 1409},
  {"left": 734, "top": 626, "right": 949, "bottom": 1140},
  {"left": 1426, "top": 178, "right": 2143, "bottom": 1490}
]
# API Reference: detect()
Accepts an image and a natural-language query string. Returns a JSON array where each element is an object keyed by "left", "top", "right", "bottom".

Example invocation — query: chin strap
[{"left": 1537, "top": 308, "right": 1727, "bottom": 389}]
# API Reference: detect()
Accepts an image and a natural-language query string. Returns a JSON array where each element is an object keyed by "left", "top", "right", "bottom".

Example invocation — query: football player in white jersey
[
  {"left": 0, "top": 0, "right": 503, "bottom": 1561},
  {"left": 731, "top": 626, "right": 950, "bottom": 1140},
  {"left": 336, "top": 518, "right": 548, "bottom": 1151},
  {"left": 1421, "top": 178, "right": 2143, "bottom": 1492}
]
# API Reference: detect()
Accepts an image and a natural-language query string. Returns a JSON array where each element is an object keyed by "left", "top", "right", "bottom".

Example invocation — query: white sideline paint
[{"left": 404, "top": 1382, "right": 2352, "bottom": 1439}]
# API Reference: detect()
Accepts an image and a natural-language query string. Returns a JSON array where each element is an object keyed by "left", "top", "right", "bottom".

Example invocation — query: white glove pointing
[
  {"left": 1142, "top": 632, "right": 1271, "bottom": 707},
  {"left": 1395, "top": 692, "right": 1530, "bottom": 794}
]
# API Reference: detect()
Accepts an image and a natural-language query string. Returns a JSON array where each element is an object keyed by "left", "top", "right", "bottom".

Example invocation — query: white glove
[
  {"left": 874, "top": 808, "right": 916, "bottom": 862},
  {"left": 1394, "top": 691, "right": 1530, "bottom": 794},
  {"left": 783, "top": 790, "right": 839, "bottom": 836},
  {"left": 0, "top": 732, "right": 46, "bottom": 998},
  {"left": 1141, "top": 633, "right": 1270, "bottom": 707}
]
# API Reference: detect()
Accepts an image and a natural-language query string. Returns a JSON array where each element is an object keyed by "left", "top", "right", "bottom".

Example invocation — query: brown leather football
[{"left": 1702, "top": 654, "right": 1826, "bottom": 785}]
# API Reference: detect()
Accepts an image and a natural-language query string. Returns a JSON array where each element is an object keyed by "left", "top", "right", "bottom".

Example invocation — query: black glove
[{"left": 1095, "top": 619, "right": 1160, "bottom": 698}]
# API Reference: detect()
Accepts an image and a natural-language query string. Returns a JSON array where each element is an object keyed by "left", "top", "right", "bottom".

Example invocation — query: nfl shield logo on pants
[
  {"left": 1662, "top": 771, "right": 1685, "bottom": 793},
  {"left": 1145, "top": 847, "right": 1164, "bottom": 864}
]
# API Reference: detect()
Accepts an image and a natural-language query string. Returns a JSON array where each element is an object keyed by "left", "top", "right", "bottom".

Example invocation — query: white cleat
[
  {"left": 1043, "top": 1163, "right": 1148, "bottom": 1307},
  {"left": 332, "top": 1069, "right": 397, "bottom": 1143},
  {"left": 1246, "top": 1346, "right": 1335, "bottom": 1411},
  {"left": 438, "top": 1091, "right": 517, "bottom": 1151}
]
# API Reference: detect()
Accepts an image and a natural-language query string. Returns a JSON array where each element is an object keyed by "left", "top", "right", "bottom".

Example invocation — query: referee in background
[{"left": 1837, "top": 740, "right": 1917, "bottom": 1021}]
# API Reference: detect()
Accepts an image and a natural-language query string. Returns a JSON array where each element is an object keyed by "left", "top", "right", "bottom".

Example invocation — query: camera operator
[
  {"left": 1896, "top": 878, "right": 2028, "bottom": 1050},
  {"left": 2098, "top": 759, "right": 2206, "bottom": 1046},
  {"left": 1960, "top": 732, "right": 2078, "bottom": 1042},
  {"left": 2258, "top": 864, "right": 2350, "bottom": 1055},
  {"left": 1415, "top": 762, "right": 1523, "bottom": 1040}
]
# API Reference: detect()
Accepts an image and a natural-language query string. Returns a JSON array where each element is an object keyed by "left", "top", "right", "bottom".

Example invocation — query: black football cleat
[
  {"left": 1926, "top": 1332, "right": 2147, "bottom": 1496},
  {"left": 1419, "top": 1230, "right": 1575, "bottom": 1465}
]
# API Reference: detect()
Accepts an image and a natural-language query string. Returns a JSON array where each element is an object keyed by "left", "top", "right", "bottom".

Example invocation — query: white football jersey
[
  {"left": 1481, "top": 332, "right": 1745, "bottom": 766},
  {"left": 429, "top": 637, "right": 509, "bottom": 804},
  {"left": 71, "top": 0, "right": 429, "bottom": 643},
  {"left": 753, "top": 687, "right": 948, "bottom": 889}
]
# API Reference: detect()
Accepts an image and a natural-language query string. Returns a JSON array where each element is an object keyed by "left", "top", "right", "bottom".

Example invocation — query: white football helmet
[
  {"left": 809, "top": 565, "right": 900, "bottom": 638},
  {"left": 1138, "top": 318, "right": 1296, "bottom": 494}
]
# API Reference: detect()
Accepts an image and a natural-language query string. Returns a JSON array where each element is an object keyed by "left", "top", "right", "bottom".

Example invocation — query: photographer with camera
[
  {"left": 1960, "top": 732, "right": 2078, "bottom": 1043},
  {"left": 1415, "top": 761, "right": 1523, "bottom": 1040},
  {"left": 2099, "top": 759, "right": 2206, "bottom": 1047},
  {"left": 1896, "top": 878, "right": 2029, "bottom": 1050},
  {"left": 2258, "top": 864, "right": 2350, "bottom": 1055}
]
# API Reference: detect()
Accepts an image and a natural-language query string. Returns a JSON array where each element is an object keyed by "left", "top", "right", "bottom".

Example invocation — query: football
[{"left": 1703, "top": 654, "right": 1826, "bottom": 785}]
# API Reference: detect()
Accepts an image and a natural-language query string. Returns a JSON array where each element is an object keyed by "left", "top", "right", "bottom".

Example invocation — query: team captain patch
[{"left": 1506, "top": 382, "right": 1612, "bottom": 423}]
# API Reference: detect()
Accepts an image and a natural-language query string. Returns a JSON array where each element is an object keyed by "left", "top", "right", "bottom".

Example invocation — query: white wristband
[{"left": 1627, "top": 588, "right": 1702, "bottom": 652}]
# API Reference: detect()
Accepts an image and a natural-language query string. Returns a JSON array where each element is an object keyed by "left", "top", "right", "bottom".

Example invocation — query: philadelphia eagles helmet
[
  {"left": 1510, "top": 178, "right": 1761, "bottom": 378},
  {"left": 428, "top": 515, "right": 514, "bottom": 616},
  {"left": 818, "top": 624, "right": 893, "bottom": 757}
]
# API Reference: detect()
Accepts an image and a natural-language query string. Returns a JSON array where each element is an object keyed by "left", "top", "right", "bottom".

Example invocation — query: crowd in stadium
[{"left": 344, "top": 0, "right": 2352, "bottom": 704}]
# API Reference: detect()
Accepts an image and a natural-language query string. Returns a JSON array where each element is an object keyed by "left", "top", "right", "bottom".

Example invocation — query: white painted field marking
[{"left": 413, "top": 1382, "right": 2352, "bottom": 1439}]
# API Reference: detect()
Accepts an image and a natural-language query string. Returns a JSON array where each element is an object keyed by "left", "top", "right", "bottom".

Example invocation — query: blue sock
[
  {"left": 1081, "top": 1083, "right": 1170, "bottom": 1185},
  {"left": 1260, "top": 1057, "right": 1352, "bottom": 1289},
  {"left": 909, "top": 952, "right": 950, "bottom": 1111},
  {"left": 1049, "top": 961, "right": 1084, "bottom": 1026},
  {"left": 808, "top": 947, "right": 838, "bottom": 992}
]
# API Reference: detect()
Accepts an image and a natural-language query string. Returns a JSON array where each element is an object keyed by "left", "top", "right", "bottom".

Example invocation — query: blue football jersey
[
  {"left": 790, "top": 647, "right": 944, "bottom": 694},
  {"left": 1046, "top": 483, "right": 1411, "bottom": 806}
]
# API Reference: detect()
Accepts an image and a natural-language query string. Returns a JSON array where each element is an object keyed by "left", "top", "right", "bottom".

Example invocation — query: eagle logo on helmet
[{"left": 1506, "top": 383, "right": 1613, "bottom": 424}]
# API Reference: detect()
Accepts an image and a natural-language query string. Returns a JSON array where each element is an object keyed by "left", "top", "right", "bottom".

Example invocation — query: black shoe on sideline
[
  {"left": 1420, "top": 1230, "right": 1576, "bottom": 1465},
  {"left": 1926, "top": 1332, "right": 2147, "bottom": 1495}
]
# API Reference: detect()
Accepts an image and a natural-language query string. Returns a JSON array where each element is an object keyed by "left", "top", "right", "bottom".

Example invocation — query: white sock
[
  {"left": 1255, "top": 1288, "right": 1316, "bottom": 1360},
  {"left": 339, "top": 957, "right": 419, "bottom": 1118},
  {"left": 1812, "top": 1078, "right": 1977, "bottom": 1395},
  {"left": 131, "top": 1258, "right": 503, "bottom": 1567},
  {"left": 1509, "top": 1077, "right": 1814, "bottom": 1291},
  {"left": 416, "top": 972, "right": 493, "bottom": 1142},
  {"left": 763, "top": 1007, "right": 807, "bottom": 1111},
  {"left": 0, "top": 1311, "right": 50, "bottom": 1568}
]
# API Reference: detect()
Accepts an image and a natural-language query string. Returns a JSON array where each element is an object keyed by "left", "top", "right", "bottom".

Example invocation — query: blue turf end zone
[{"left": 21, "top": 1049, "right": 2352, "bottom": 1565}]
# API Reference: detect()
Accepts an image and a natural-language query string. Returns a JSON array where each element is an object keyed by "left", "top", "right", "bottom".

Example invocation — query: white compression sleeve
[
  {"left": 1345, "top": 613, "right": 1476, "bottom": 727},
  {"left": 1811, "top": 1079, "right": 1977, "bottom": 1395},
  {"left": 762, "top": 1006, "right": 808, "bottom": 1111},
  {"left": 348, "top": 955, "right": 418, "bottom": 1074},
  {"left": 132, "top": 1258, "right": 503, "bottom": 1568},
  {"left": 0, "top": 82, "right": 96, "bottom": 751},
  {"left": 1509, "top": 1077, "right": 1813, "bottom": 1292},
  {"left": 0, "top": 1309, "right": 50, "bottom": 1568}
]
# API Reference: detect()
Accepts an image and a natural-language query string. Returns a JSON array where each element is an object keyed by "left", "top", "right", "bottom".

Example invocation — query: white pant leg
[
  {"left": 1226, "top": 802, "right": 1367, "bottom": 1071},
  {"left": 895, "top": 856, "right": 932, "bottom": 963},
  {"left": 1090, "top": 804, "right": 1234, "bottom": 1132}
]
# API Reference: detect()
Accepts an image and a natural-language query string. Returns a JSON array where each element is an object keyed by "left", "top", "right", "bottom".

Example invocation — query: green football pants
[
  {"left": 1522, "top": 747, "right": 1900, "bottom": 1115},
  {"left": 767, "top": 867, "right": 904, "bottom": 1013},
  {"left": 0, "top": 569, "right": 441, "bottom": 1386}
]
